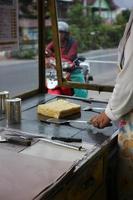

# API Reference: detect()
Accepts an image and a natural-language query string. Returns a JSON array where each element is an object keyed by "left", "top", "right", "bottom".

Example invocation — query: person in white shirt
[{"left": 90, "top": 10, "right": 133, "bottom": 199}]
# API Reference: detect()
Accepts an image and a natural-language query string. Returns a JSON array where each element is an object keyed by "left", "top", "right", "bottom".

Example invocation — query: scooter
[
  {"left": 45, "top": 56, "right": 93, "bottom": 97},
  {"left": 74, "top": 56, "right": 93, "bottom": 83}
]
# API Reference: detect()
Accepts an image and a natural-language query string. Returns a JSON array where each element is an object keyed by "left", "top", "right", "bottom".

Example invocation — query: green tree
[
  {"left": 68, "top": 2, "right": 130, "bottom": 52},
  {"left": 67, "top": 1, "right": 103, "bottom": 52},
  {"left": 68, "top": 1, "right": 103, "bottom": 52},
  {"left": 114, "top": 9, "right": 131, "bottom": 40},
  {"left": 115, "top": 9, "right": 130, "bottom": 25}
]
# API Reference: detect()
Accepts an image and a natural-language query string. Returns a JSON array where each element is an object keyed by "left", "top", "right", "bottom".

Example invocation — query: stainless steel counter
[{"left": 0, "top": 94, "right": 118, "bottom": 200}]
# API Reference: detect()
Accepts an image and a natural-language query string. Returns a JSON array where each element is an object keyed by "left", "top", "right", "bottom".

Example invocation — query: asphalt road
[
  {"left": 80, "top": 48, "right": 118, "bottom": 85},
  {"left": 0, "top": 48, "right": 118, "bottom": 97},
  {"left": 0, "top": 59, "right": 39, "bottom": 97}
]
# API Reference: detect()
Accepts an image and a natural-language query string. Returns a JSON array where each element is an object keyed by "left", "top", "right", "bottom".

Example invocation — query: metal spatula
[
  {"left": 45, "top": 118, "right": 90, "bottom": 125},
  {"left": 44, "top": 118, "right": 112, "bottom": 128}
]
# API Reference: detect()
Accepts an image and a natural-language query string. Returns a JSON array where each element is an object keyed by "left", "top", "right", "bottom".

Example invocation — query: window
[
  {"left": 45, "top": 0, "right": 122, "bottom": 96},
  {"left": 0, "top": 0, "right": 39, "bottom": 98}
]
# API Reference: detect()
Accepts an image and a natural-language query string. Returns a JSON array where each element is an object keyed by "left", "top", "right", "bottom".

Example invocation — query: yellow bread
[{"left": 37, "top": 99, "right": 81, "bottom": 119}]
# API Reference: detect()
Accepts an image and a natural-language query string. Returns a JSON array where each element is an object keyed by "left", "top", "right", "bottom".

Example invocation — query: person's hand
[
  {"left": 45, "top": 58, "right": 51, "bottom": 68},
  {"left": 45, "top": 57, "right": 56, "bottom": 68},
  {"left": 90, "top": 112, "right": 111, "bottom": 129},
  {"left": 45, "top": 49, "right": 52, "bottom": 57}
]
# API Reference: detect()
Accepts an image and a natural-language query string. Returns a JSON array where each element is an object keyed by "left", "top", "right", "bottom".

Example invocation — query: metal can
[
  {"left": 0, "top": 91, "right": 9, "bottom": 114},
  {"left": 5, "top": 98, "right": 21, "bottom": 124}
]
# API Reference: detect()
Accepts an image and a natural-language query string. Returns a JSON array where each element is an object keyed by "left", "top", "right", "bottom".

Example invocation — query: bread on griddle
[{"left": 37, "top": 99, "right": 81, "bottom": 119}]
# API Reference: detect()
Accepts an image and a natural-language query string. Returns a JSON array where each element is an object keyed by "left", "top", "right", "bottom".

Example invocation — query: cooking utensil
[
  {"left": 1, "top": 129, "right": 84, "bottom": 150},
  {"left": 51, "top": 137, "right": 82, "bottom": 143},
  {"left": 39, "top": 137, "right": 85, "bottom": 151},
  {"left": 0, "top": 91, "right": 9, "bottom": 114},
  {"left": 0, "top": 128, "right": 86, "bottom": 151},
  {"left": 46, "top": 118, "right": 90, "bottom": 125},
  {"left": 4, "top": 132, "right": 82, "bottom": 143},
  {"left": 6, "top": 98, "right": 21, "bottom": 124},
  {"left": 83, "top": 106, "right": 105, "bottom": 112},
  {"left": 0, "top": 134, "right": 83, "bottom": 150},
  {"left": 40, "top": 117, "right": 112, "bottom": 128},
  {"left": 0, "top": 135, "right": 32, "bottom": 146}
]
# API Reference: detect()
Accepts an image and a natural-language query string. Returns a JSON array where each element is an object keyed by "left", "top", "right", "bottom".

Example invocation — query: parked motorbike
[
  {"left": 45, "top": 56, "right": 93, "bottom": 97},
  {"left": 74, "top": 56, "right": 93, "bottom": 83}
]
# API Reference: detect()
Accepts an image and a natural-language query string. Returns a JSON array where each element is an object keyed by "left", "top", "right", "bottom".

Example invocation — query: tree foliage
[
  {"left": 67, "top": 2, "right": 130, "bottom": 52},
  {"left": 115, "top": 9, "right": 130, "bottom": 25}
]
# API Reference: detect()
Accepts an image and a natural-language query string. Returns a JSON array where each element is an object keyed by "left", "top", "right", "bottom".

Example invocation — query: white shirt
[{"left": 105, "top": 11, "right": 133, "bottom": 121}]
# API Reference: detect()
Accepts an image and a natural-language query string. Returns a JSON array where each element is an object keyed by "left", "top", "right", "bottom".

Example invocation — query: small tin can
[
  {"left": 6, "top": 98, "right": 21, "bottom": 124},
  {"left": 0, "top": 91, "right": 9, "bottom": 114}
]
